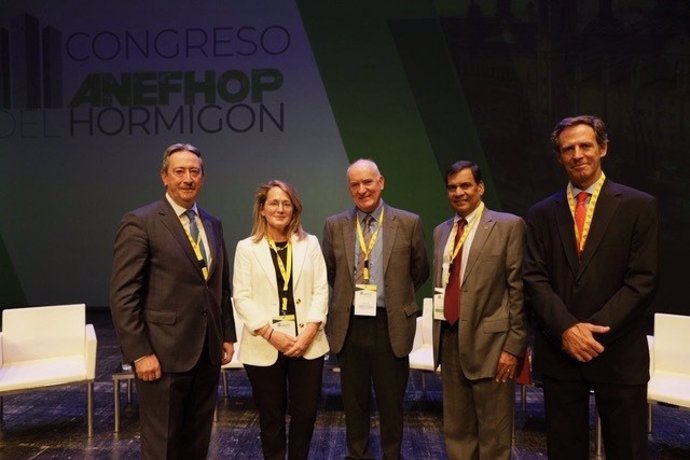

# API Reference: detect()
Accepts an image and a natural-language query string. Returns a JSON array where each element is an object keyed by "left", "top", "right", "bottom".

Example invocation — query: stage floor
[{"left": 1, "top": 310, "right": 688, "bottom": 459}]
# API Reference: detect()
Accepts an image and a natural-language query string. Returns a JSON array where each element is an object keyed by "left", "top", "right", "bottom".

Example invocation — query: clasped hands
[
  {"left": 259, "top": 323, "right": 318, "bottom": 358},
  {"left": 561, "top": 322, "right": 611, "bottom": 362}
]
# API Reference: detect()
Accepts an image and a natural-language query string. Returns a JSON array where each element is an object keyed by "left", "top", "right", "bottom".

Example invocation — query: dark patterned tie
[
  {"left": 443, "top": 219, "right": 466, "bottom": 326},
  {"left": 355, "top": 214, "right": 374, "bottom": 284},
  {"left": 186, "top": 210, "right": 208, "bottom": 272}
]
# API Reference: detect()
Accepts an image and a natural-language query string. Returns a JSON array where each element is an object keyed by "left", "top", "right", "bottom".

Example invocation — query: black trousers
[
  {"left": 135, "top": 340, "right": 220, "bottom": 460},
  {"left": 244, "top": 353, "right": 325, "bottom": 460},
  {"left": 542, "top": 375, "right": 648, "bottom": 460},
  {"left": 338, "top": 309, "right": 409, "bottom": 460}
]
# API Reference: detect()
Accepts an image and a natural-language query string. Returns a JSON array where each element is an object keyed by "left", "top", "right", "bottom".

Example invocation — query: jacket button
[
  {"left": 299, "top": 323, "right": 305, "bottom": 328},
  {"left": 296, "top": 298, "right": 301, "bottom": 304}
]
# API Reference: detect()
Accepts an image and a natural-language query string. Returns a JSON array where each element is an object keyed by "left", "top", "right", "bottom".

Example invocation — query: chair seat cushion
[
  {"left": 221, "top": 357, "right": 244, "bottom": 370},
  {"left": 220, "top": 344, "right": 243, "bottom": 370},
  {"left": 648, "top": 371, "right": 690, "bottom": 408},
  {"left": 409, "top": 345, "right": 435, "bottom": 372},
  {"left": 0, "top": 355, "right": 88, "bottom": 393}
]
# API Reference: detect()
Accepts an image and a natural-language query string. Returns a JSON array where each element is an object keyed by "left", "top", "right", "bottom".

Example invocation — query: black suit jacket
[
  {"left": 524, "top": 179, "right": 659, "bottom": 384},
  {"left": 109, "top": 198, "right": 235, "bottom": 372}
]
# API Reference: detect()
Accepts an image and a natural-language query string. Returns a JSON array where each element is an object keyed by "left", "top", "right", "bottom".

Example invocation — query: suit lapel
[
  {"left": 254, "top": 238, "right": 279, "bottom": 290},
  {"left": 291, "top": 235, "right": 307, "bottom": 287},
  {"left": 382, "top": 204, "right": 398, "bottom": 275},
  {"left": 340, "top": 209, "right": 357, "bottom": 284},
  {"left": 435, "top": 219, "right": 453, "bottom": 287},
  {"left": 158, "top": 200, "right": 205, "bottom": 279},
  {"left": 462, "top": 210, "right": 495, "bottom": 284},
  {"left": 577, "top": 181, "right": 619, "bottom": 277},
  {"left": 198, "top": 208, "right": 218, "bottom": 278},
  {"left": 554, "top": 191, "right": 580, "bottom": 277}
]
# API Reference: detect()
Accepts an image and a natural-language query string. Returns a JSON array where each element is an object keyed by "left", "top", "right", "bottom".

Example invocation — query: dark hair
[
  {"left": 551, "top": 115, "right": 609, "bottom": 153},
  {"left": 161, "top": 143, "right": 203, "bottom": 173},
  {"left": 445, "top": 160, "right": 482, "bottom": 185}
]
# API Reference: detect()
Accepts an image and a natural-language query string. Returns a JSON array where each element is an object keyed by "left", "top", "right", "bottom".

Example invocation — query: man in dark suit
[
  {"left": 524, "top": 116, "right": 659, "bottom": 459},
  {"left": 110, "top": 143, "right": 236, "bottom": 459},
  {"left": 432, "top": 161, "right": 526, "bottom": 459},
  {"left": 322, "top": 158, "right": 429, "bottom": 459}
]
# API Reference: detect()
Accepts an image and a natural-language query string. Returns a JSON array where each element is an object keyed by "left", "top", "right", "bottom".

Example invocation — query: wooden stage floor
[{"left": 1, "top": 310, "right": 689, "bottom": 459}]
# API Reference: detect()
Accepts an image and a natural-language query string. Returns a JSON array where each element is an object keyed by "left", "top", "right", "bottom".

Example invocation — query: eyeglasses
[{"left": 265, "top": 200, "right": 293, "bottom": 210}]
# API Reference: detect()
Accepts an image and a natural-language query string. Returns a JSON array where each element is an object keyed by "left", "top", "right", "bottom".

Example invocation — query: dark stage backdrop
[{"left": 1, "top": 0, "right": 688, "bottom": 317}]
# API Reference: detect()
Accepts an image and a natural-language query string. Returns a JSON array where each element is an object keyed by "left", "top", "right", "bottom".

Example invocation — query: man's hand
[
  {"left": 561, "top": 322, "right": 611, "bottom": 362},
  {"left": 134, "top": 354, "right": 162, "bottom": 382},
  {"left": 495, "top": 351, "right": 518, "bottom": 383},
  {"left": 221, "top": 341, "right": 235, "bottom": 365}
]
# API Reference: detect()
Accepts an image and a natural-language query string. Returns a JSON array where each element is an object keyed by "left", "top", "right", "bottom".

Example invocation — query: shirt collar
[
  {"left": 165, "top": 192, "right": 198, "bottom": 217},
  {"left": 356, "top": 200, "right": 384, "bottom": 222},
  {"left": 569, "top": 172, "right": 604, "bottom": 196},
  {"left": 454, "top": 201, "right": 482, "bottom": 224}
]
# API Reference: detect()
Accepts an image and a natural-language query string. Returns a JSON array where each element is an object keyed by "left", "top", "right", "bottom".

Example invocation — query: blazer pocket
[
  {"left": 403, "top": 303, "right": 419, "bottom": 317},
  {"left": 145, "top": 309, "right": 177, "bottom": 325},
  {"left": 479, "top": 254, "right": 501, "bottom": 262},
  {"left": 481, "top": 318, "right": 508, "bottom": 333}
]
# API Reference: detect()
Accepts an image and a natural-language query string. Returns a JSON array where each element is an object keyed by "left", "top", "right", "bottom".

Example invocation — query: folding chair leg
[
  {"left": 648, "top": 403, "right": 653, "bottom": 434},
  {"left": 595, "top": 415, "right": 603, "bottom": 457},
  {"left": 87, "top": 382, "right": 94, "bottom": 437}
]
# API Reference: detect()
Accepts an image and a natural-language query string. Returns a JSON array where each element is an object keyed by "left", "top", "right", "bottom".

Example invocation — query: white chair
[
  {"left": 647, "top": 312, "right": 690, "bottom": 433},
  {"left": 0, "top": 304, "right": 97, "bottom": 436},
  {"left": 219, "top": 304, "right": 244, "bottom": 398},
  {"left": 409, "top": 297, "right": 438, "bottom": 390}
]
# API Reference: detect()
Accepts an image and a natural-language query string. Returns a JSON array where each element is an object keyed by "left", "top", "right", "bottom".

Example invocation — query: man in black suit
[
  {"left": 110, "top": 143, "right": 236, "bottom": 459},
  {"left": 524, "top": 116, "right": 659, "bottom": 459}
]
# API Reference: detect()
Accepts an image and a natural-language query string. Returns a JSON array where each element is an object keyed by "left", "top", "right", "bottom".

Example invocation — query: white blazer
[{"left": 232, "top": 233, "right": 330, "bottom": 366}]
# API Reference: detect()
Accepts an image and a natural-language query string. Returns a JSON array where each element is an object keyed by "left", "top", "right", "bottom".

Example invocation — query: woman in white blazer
[{"left": 233, "top": 179, "right": 329, "bottom": 460}]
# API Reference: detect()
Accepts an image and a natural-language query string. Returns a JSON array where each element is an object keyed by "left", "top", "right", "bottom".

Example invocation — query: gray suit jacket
[
  {"left": 109, "top": 198, "right": 236, "bottom": 372},
  {"left": 432, "top": 207, "right": 527, "bottom": 379},
  {"left": 322, "top": 203, "right": 429, "bottom": 358}
]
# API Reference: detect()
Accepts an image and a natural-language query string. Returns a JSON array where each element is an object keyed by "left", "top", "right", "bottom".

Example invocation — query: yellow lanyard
[
  {"left": 566, "top": 173, "right": 606, "bottom": 254},
  {"left": 356, "top": 208, "right": 385, "bottom": 283},
  {"left": 448, "top": 202, "right": 484, "bottom": 263},
  {"left": 268, "top": 238, "right": 292, "bottom": 314},
  {"left": 184, "top": 230, "right": 209, "bottom": 280}
]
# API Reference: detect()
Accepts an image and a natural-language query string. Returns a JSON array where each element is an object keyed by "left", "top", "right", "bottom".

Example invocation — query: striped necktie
[{"left": 186, "top": 209, "right": 208, "bottom": 276}]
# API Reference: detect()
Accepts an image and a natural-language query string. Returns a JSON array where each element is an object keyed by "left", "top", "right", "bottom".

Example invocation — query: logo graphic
[
  {"left": 1, "top": 11, "right": 288, "bottom": 137},
  {"left": 0, "top": 13, "right": 63, "bottom": 109}
]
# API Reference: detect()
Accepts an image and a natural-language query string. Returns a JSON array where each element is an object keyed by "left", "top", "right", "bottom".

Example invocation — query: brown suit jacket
[
  {"left": 322, "top": 203, "right": 429, "bottom": 358},
  {"left": 432, "top": 208, "right": 527, "bottom": 379},
  {"left": 109, "top": 198, "right": 235, "bottom": 372}
]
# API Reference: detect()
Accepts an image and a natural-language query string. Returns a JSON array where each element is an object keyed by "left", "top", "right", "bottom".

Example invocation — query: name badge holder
[
  {"left": 272, "top": 313, "right": 296, "bottom": 335},
  {"left": 433, "top": 287, "right": 446, "bottom": 321},
  {"left": 354, "top": 284, "right": 377, "bottom": 316}
]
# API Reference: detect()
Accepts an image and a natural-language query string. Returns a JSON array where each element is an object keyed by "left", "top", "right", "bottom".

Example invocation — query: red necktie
[
  {"left": 443, "top": 219, "right": 466, "bottom": 326},
  {"left": 575, "top": 192, "right": 588, "bottom": 254}
]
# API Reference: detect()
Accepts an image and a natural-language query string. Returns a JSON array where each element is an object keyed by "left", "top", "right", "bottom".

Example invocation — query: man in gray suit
[
  {"left": 432, "top": 161, "right": 526, "bottom": 459},
  {"left": 322, "top": 158, "right": 429, "bottom": 459},
  {"left": 110, "top": 143, "right": 236, "bottom": 459}
]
